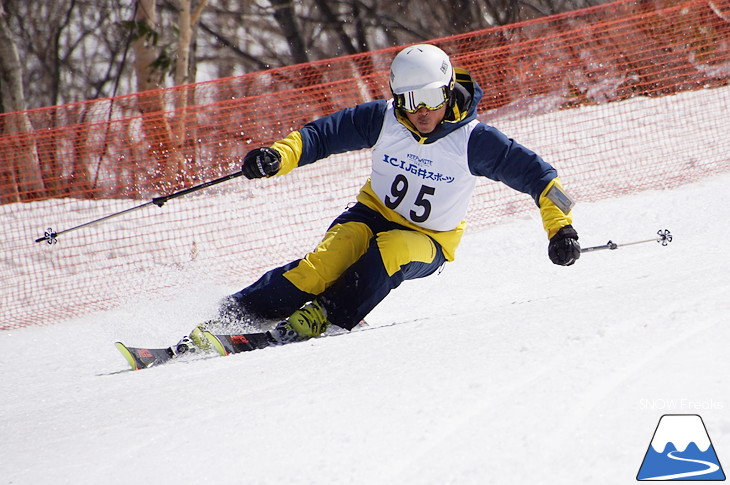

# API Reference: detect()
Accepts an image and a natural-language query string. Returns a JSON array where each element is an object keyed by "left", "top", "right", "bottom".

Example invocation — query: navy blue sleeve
[
  {"left": 298, "top": 100, "right": 389, "bottom": 166},
  {"left": 467, "top": 123, "right": 557, "bottom": 205}
]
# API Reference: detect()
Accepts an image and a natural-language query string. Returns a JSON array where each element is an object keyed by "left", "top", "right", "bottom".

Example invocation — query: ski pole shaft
[
  {"left": 34, "top": 200, "right": 155, "bottom": 243},
  {"left": 35, "top": 170, "right": 245, "bottom": 244},
  {"left": 580, "top": 229, "right": 672, "bottom": 253},
  {"left": 149, "top": 170, "right": 244, "bottom": 207}
]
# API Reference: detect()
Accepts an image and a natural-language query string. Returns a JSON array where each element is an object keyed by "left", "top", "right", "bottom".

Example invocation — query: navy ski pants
[{"left": 230, "top": 202, "right": 446, "bottom": 330}]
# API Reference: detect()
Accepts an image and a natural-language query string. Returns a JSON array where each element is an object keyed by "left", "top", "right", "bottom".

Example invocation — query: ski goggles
[{"left": 396, "top": 86, "right": 449, "bottom": 114}]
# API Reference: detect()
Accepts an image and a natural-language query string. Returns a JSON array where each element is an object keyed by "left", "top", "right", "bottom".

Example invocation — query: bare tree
[
  {"left": 3, "top": 0, "right": 131, "bottom": 108},
  {"left": 1, "top": 0, "right": 616, "bottom": 110},
  {"left": 175, "top": 0, "right": 208, "bottom": 86},
  {"left": 0, "top": 0, "right": 42, "bottom": 203},
  {"left": 0, "top": 0, "right": 632, "bottom": 205},
  {"left": 133, "top": 0, "right": 164, "bottom": 93},
  {"left": 270, "top": 0, "right": 310, "bottom": 64},
  {"left": 189, "top": 0, "right": 615, "bottom": 78},
  {"left": 2, "top": 0, "right": 722, "bottom": 210},
  {"left": 0, "top": 0, "right": 25, "bottom": 114}
]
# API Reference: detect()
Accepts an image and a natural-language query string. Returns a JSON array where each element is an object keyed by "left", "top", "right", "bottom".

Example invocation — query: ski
[
  {"left": 115, "top": 321, "right": 369, "bottom": 370},
  {"left": 114, "top": 342, "right": 176, "bottom": 370},
  {"left": 204, "top": 330, "right": 274, "bottom": 355},
  {"left": 203, "top": 323, "right": 367, "bottom": 356},
  {"left": 114, "top": 331, "right": 274, "bottom": 370}
]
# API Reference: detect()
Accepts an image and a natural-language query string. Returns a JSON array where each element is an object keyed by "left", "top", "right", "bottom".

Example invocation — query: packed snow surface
[{"left": 2, "top": 170, "right": 729, "bottom": 484}]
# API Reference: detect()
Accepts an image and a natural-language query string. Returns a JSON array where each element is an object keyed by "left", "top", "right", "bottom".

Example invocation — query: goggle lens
[{"left": 397, "top": 87, "right": 448, "bottom": 113}]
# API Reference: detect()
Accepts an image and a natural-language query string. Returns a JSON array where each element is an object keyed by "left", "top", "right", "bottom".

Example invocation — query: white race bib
[{"left": 370, "top": 103, "right": 479, "bottom": 231}]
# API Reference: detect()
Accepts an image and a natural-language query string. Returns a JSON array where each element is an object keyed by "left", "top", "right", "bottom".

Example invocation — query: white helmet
[{"left": 390, "top": 44, "right": 455, "bottom": 113}]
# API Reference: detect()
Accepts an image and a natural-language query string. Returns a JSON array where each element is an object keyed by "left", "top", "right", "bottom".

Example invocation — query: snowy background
[{"left": 2, "top": 165, "right": 729, "bottom": 484}]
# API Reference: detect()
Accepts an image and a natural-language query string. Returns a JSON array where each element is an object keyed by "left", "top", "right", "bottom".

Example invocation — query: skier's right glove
[
  {"left": 548, "top": 224, "right": 581, "bottom": 266},
  {"left": 242, "top": 147, "right": 281, "bottom": 179}
]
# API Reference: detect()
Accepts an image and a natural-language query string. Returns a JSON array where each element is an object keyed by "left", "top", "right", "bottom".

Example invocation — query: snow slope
[{"left": 2, "top": 170, "right": 729, "bottom": 485}]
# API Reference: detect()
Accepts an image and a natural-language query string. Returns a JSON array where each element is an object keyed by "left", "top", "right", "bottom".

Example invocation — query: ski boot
[
  {"left": 268, "top": 300, "right": 331, "bottom": 345},
  {"left": 173, "top": 322, "right": 213, "bottom": 355}
]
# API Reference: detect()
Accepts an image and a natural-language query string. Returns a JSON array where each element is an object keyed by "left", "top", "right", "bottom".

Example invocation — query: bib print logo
[{"left": 637, "top": 414, "right": 725, "bottom": 481}]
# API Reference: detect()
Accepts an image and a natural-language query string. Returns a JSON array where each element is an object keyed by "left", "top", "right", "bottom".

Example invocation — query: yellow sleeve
[
  {"left": 539, "top": 177, "right": 574, "bottom": 239},
  {"left": 269, "top": 131, "right": 303, "bottom": 175}
]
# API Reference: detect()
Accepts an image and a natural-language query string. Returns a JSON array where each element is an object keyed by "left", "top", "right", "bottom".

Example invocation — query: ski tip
[
  {"left": 203, "top": 331, "right": 229, "bottom": 356},
  {"left": 114, "top": 342, "right": 140, "bottom": 371}
]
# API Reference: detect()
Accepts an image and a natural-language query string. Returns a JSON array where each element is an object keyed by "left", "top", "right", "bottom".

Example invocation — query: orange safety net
[{"left": 2, "top": 0, "right": 729, "bottom": 330}]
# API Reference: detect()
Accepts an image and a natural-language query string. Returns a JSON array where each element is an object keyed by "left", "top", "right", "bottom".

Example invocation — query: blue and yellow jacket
[{"left": 268, "top": 69, "right": 572, "bottom": 261}]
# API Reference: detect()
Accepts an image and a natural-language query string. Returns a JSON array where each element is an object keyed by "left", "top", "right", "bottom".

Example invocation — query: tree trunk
[
  {"left": 270, "top": 0, "right": 309, "bottom": 65},
  {"left": 132, "top": 0, "right": 184, "bottom": 192},
  {"left": 133, "top": 0, "right": 164, "bottom": 93},
  {"left": 0, "top": 1, "right": 42, "bottom": 203},
  {"left": 173, "top": 0, "right": 207, "bottom": 185}
]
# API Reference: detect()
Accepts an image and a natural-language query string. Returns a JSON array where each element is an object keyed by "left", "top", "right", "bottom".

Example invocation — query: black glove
[
  {"left": 548, "top": 225, "right": 581, "bottom": 266},
  {"left": 242, "top": 147, "right": 281, "bottom": 179}
]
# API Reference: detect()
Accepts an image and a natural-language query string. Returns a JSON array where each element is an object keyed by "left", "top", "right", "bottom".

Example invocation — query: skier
[{"left": 187, "top": 43, "right": 580, "bottom": 349}]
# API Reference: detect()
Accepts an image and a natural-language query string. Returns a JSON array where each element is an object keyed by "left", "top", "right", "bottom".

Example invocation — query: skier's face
[{"left": 405, "top": 105, "right": 447, "bottom": 134}]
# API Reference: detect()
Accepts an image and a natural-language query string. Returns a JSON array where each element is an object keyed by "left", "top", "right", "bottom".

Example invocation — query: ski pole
[
  {"left": 35, "top": 170, "right": 245, "bottom": 244},
  {"left": 580, "top": 229, "right": 672, "bottom": 253}
]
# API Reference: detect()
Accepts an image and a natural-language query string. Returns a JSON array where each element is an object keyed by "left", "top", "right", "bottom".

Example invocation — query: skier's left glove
[
  {"left": 242, "top": 147, "right": 281, "bottom": 179},
  {"left": 548, "top": 225, "right": 581, "bottom": 266}
]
